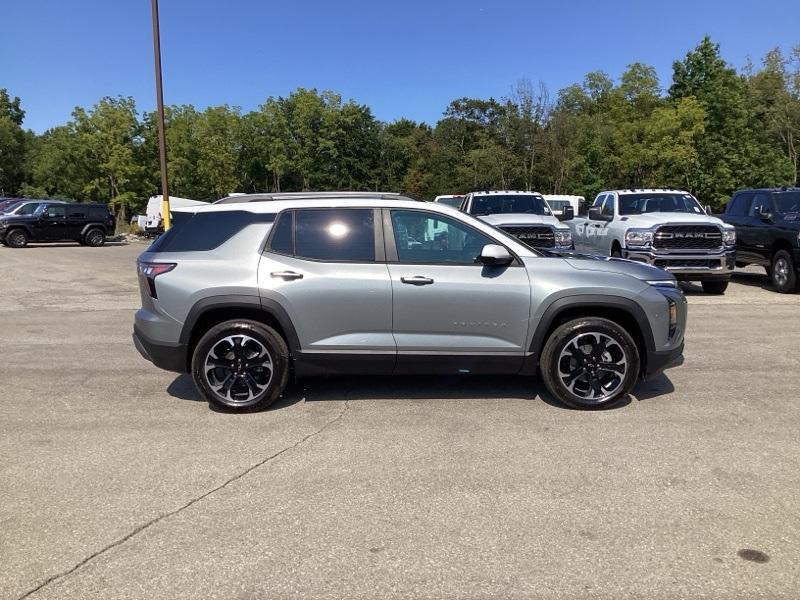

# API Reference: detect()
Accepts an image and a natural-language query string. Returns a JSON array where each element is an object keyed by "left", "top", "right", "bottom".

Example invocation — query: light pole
[{"left": 150, "top": 0, "right": 171, "bottom": 230}]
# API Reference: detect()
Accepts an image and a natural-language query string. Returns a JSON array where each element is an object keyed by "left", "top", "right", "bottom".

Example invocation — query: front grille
[
  {"left": 654, "top": 259, "right": 721, "bottom": 269},
  {"left": 653, "top": 225, "right": 722, "bottom": 250},
  {"left": 501, "top": 226, "right": 554, "bottom": 248}
]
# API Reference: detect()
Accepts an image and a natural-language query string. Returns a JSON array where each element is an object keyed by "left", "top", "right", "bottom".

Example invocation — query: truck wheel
[
  {"left": 191, "top": 320, "right": 289, "bottom": 412},
  {"left": 701, "top": 280, "right": 729, "bottom": 294},
  {"left": 5, "top": 229, "right": 28, "bottom": 248},
  {"left": 84, "top": 228, "right": 105, "bottom": 247},
  {"left": 770, "top": 250, "right": 798, "bottom": 293},
  {"left": 540, "top": 317, "right": 640, "bottom": 410},
  {"left": 611, "top": 247, "right": 622, "bottom": 258}
]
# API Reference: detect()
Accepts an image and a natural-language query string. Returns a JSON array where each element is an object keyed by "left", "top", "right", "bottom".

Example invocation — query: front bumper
[
  {"left": 644, "top": 342, "right": 684, "bottom": 379},
  {"left": 624, "top": 247, "right": 735, "bottom": 279}
]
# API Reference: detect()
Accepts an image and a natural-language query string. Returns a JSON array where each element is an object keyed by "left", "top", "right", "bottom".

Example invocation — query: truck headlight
[
  {"left": 554, "top": 230, "right": 572, "bottom": 247},
  {"left": 723, "top": 229, "right": 736, "bottom": 246},
  {"left": 625, "top": 228, "right": 654, "bottom": 247}
]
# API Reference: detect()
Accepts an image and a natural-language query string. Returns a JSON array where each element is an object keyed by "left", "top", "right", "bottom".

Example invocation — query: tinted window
[
  {"left": 774, "top": 192, "right": 800, "bottom": 214},
  {"left": 88, "top": 206, "right": 109, "bottom": 220},
  {"left": 391, "top": 210, "right": 494, "bottom": 264},
  {"left": 16, "top": 203, "right": 41, "bottom": 216},
  {"left": 468, "top": 194, "right": 550, "bottom": 216},
  {"left": 618, "top": 193, "right": 704, "bottom": 215},
  {"left": 294, "top": 209, "right": 375, "bottom": 262},
  {"left": 68, "top": 206, "right": 87, "bottom": 218},
  {"left": 592, "top": 194, "right": 606, "bottom": 208},
  {"left": 728, "top": 192, "right": 753, "bottom": 216},
  {"left": 436, "top": 197, "right": 463, "bottom": 208},
  {"left": 268, "top": 211, "right": 293, "bottom": 254},
  {"left": 149, "top": 211, "right": 275, "bottom": 253}
]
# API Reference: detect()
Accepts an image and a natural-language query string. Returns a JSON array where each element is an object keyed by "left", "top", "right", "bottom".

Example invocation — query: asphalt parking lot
[{"left": 1, "top": 241, "right": 799, "bottom": 599}]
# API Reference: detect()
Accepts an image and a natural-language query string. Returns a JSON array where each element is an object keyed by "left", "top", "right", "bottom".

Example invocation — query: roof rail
[{"left": 214, "top": 191, "right": 426, "bottom": 204}]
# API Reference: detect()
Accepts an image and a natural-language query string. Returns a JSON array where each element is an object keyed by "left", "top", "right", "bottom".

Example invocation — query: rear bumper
[
  {"left": 133, "top": 326, "right": 187, "bottom": 373},
  {"left": 624, "top": 247, "right": 735, "bottom": 279},
  {"left": 644, "top": 342, "right": 684, "bottom": 379}
]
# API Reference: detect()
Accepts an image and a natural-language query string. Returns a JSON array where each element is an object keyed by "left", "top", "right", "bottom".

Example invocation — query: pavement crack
[{"left": 16, "top": 399, "right": 350, "bottom": 600}]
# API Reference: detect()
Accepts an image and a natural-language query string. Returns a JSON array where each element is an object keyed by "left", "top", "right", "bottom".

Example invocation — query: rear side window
[
  {"left": 88, "top": 206, "right": 109, "bottom": 220},
  {"left": 728, "top": 192, "right": 753, "bottom": 216},
  {"left": 148, "top": 211, "right": 275, "bottom": 252},
  {"left": 68, "top": 206, "right": 87, "bottom": 218},
  {"left": 294, "top": 209, "right": 375, "bottom": 262},
  {"left": 268, "top": 211, "right": 294, "bottom": 254}
]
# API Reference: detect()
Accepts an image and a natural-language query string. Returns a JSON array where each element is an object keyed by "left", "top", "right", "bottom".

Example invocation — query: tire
[
  {"left": 84, "top": 228, "right": 105, "bottom": 247},
  {"left": 701, "top": 280, "right": 729, "bottom": 294},
  {"left": 770, "top": 250, "right": 798, "bottom": 293},
  {"left": 191, "top": 320, "right": 289, "bottom": 411},
  {"left": 611, "top": 246, "right": 622, "bottom": 258},
  {"left": 5, "top": 229, "right": 28, "bottom": 248},
  {"left": 540, "top": 317, "right": 640, "bottom": 410}
]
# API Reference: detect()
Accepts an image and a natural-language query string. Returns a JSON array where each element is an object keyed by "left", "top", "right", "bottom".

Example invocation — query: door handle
[
  {"left": 271, "top": 271, "right": 304, "bottom": 281},
  {"left": 401, "top": 276, "right": 434, "bottom": 285}
]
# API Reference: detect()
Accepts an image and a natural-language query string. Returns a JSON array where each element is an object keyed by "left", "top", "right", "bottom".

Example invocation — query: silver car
[{"left": 133, "top": 192, "right": 686, "bottom": 411}]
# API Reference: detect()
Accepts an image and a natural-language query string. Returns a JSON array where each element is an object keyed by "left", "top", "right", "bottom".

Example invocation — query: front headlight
[
  {"left": 554, "top": 230, "right": 572, "bottom": 247},
  {"left": 646, "top": 279, "right": 678, "bottom": 288},
  {"left": 625, "top": 228, "right": 654, "bottom": 247},
  {"left": 723, "top": 229, "right": 736, "bottom": 246}
]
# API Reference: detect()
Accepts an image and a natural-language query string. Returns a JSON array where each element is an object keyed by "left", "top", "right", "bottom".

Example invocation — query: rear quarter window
[{"left": 148, "top": 211, "right": 275, "bottom": 253}]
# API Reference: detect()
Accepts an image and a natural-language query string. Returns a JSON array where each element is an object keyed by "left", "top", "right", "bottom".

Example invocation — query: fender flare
[
  {"left": 528, "top": 294, "right": 656, "bottom": 358},
  {"left": 179, "top": 295, "right": 302, "bottom": 353},
  {"left": 80, "top": 223, "right": 107, "bottom": 237}
]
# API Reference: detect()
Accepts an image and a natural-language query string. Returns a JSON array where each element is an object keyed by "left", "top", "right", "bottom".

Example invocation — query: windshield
[
  {"left": 618, "top": 193, "right": 704, "bottom": 216},
  {"left": 774, "top": 192, "right": 800, "bottom": 214},
  {"left": 12, "top": 202, "right": 43, "bottom": 216},
  {"left": 436, "top": 197, "right": 463, "bottom": 208},
  {"left": 469, "top": 194, "right": 550, "bottom": 216},
  {"left": 2, "top": 201, "right": 24, "bottom": 214}
]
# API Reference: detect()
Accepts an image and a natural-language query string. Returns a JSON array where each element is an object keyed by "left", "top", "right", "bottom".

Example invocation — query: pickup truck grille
[
  {"left": 653, "top": 225, "right": 722, "bottom": 250},
  {"left": 500, "top": 226, "right": 554, "bottom": 248},
  {"left": 654, "top": 259, "right": 721, "bottom": 269}
]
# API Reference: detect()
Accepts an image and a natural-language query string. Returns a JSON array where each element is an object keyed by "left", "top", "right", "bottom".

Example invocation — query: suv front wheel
[
  {"left": 5, "top": 229, "right": 28, "bottom": 248},
  {"left": 540, "top": 317, "right": 640, "bottom": 409},
  {"left": 191, "top": 320, "right": 289, "bottom": 411}
]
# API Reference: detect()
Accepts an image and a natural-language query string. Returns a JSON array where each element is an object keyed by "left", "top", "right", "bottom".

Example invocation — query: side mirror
[
  {"left": 756, "top": 206, "right": 772, "bottom": 221},
  {"left": 479, "top": 244, "right": 513, "bottom": 267},
  {"left": 588, "top": 206, "right": 612, "bottom": 222},
  {"left": 557, "top": 206, "right": 575, "bottom": 221}
]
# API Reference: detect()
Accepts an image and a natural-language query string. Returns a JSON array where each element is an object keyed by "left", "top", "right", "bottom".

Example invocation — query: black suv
[
  {"left": 720, "top": 187, "right": 800, "bottom": 293},
  {"left": 0, "top": 201, "right": 116, "bottom": 248}
]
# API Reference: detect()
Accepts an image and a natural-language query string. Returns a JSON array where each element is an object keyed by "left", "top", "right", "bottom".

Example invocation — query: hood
[
  {"left": 618, "top": 212, "right": 731, "bottom": 229},
  {"left": 555, "top": 251, "right": 674, "bottom": 282},
  {"left": 0, "top": 214, "right": 33, "bottom": 223},
  {"left": 478, "top": 213, "right": 566, "bottom": 229}
]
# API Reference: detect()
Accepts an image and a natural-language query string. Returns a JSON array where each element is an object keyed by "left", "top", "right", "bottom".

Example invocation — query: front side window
[
  {"left": 294, "top": 209, "right": 375, "bottom": 262},
  {"left": 749, "top": 193, "right": 771, "bottom": 216},
  {"left": 601, "top": 195, "right": 616, "bottom": 217},
  {"left": 391, "top": 210, "right": 494, "bottom": 264},
  {"left": 45, "top": 205, "right": 66, "bottom": 218},
  {"left": 618, "top": 193, "right": 704, "bottom": 215},
  {"left": 592, "top": 194, "right": 606, "bottom": 209},
  {"left": 468, "top": 194, "right": 550, "bottom": 216}
]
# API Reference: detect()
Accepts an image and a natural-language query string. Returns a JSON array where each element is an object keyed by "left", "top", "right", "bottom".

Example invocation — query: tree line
[{"left": 1, "top": 37, "right": 798, "bottom": 224}]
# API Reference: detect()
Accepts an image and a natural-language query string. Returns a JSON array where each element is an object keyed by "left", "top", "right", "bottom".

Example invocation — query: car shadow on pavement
[
  {"left": 730, "top": 270, "right": 775, "bottom": 292},
  {"left": 167, "top": 371, "right": 675, "bottom": 412},
  {"left": 4, "top": 241, "right": 129, "bottom": 249}
]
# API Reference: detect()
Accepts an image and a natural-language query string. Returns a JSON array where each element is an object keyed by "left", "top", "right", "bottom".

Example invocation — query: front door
[
  {"left": 385, "top": 208, "right": 531, "bottom": 374},
  {"left": 257, "top": 207, "right": 395, "bottom": 374},
  {"left": 741, "top": 192, "right": 772, "bottom": 266}
]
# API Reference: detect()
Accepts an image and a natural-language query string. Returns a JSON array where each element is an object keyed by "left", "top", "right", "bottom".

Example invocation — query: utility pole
[{"left": 150, "top": 0, "right": 171, "bottom": 230}]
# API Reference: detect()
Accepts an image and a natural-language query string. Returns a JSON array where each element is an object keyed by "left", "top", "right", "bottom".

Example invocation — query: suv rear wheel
[
  {"left": 771, "top": 250, "right": 798, "bottom": 293},
  {"left": 191, "top": 320, "right": 289, "bottom": 411},
  {"left": 84, "top": 228, "right": 105, "bottom": 247},
  {"left": 5, "top": 229, "right": 28, "bottom": 248},
  {"left": 540, "top": 317, "right": 640, "bottom": 409}
]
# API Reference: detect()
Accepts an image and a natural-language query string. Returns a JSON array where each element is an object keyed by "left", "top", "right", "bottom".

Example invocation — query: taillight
[{"left": 138, "top": 261, "right": 176, "bottom": 298}]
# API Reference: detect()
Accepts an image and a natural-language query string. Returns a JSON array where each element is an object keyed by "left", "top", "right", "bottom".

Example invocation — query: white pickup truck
[
  {"left": 460, "top": 190, "right": 574, "bottom": 250},
  {"left": 564, "top": 189, "right": 737, "bottom": 294}
]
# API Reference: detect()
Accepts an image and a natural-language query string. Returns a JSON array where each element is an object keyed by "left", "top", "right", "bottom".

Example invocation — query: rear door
[
  {"left": 66, "top": 205, "right": 87, "bottom": 239},
  {"left": 385, "top": 208, "right": 531, "bottom": 374},
  {"left": 257, "top": 207, "right": 395, "bottom": 372},
  {"left": 40, "top": 204, "right": 67, "bottom": 240}
]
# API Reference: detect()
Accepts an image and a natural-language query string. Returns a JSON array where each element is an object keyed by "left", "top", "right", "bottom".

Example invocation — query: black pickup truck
[{"left": 720, "top": 187, "right": 800, "bottom": 293}]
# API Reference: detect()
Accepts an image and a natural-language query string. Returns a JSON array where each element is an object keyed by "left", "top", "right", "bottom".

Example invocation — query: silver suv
[{"left": 133, "top": 192, "right": 686, "bottom": 411}]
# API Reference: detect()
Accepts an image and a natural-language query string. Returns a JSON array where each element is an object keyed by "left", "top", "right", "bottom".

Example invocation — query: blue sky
[{"left": 2, "top": 0, "right": 799, "bottom": 132}]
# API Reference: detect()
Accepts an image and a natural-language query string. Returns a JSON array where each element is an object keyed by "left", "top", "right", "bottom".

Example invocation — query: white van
[
  {"left": 144, "top": 196, "right": 207, "bottom": 234},
  {"left": 542, "top": 194, "right": 586, "bottom": 217}
]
